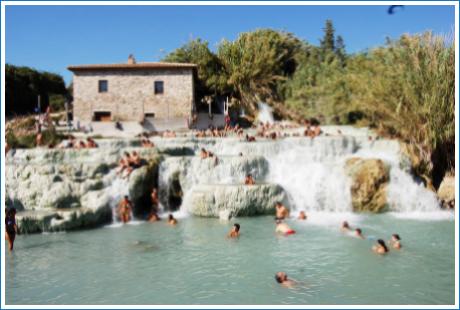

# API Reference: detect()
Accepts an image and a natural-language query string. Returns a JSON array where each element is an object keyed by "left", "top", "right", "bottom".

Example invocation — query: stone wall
[{"left": 72, "top": 68, "right": 195, "bottom": 122}]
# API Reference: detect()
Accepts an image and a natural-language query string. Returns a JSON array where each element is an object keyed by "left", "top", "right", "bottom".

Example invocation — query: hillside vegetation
[{"left": 163, "top": 20, "right": 454, "bottom": 187}]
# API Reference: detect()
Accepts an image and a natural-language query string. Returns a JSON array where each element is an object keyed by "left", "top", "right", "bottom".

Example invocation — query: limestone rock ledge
[{"left": 184, "top": 184, "right": 288, "bottom": 218}]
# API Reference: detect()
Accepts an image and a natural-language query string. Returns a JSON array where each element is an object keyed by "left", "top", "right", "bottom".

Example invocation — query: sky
[{"left": 5, "top": 4, "right": 456, "bottom": 85}]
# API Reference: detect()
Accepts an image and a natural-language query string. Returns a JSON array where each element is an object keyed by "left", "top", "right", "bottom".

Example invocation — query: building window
[
  {"left": 98, "top": 80, "right": 108, "bottom": 93},
  {"left": 154, "top": 81, "right": 164, "bottom": 94}
]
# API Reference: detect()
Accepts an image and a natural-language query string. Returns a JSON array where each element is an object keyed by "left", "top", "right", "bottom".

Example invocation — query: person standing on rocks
[
  {"left": 5, "top": 208, "right": 18, "bottom": 251},
  {"left": 275, "top": 202, "right": 290, "bottom": 220},
  {"left": 118, "top": 196, "right": 133, "bottom": 223}
]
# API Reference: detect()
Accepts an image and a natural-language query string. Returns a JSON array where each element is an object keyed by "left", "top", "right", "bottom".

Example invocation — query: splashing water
[
  {"left": 257, "top": 102, "right": 275, "bottom": 124},
  {"left": 102, "top": 171, "right": 130, "bottom": 223}
]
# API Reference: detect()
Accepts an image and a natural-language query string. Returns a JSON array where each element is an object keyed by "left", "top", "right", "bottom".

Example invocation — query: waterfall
[
  {"left": 257, "top": 102, "right": 275, "bottom": 124},
  {"left": 155, "top": 129, "right": 448, "bottom": 219},
  {"left": 102, "top": 171, "right": 130, "bottom": 223}
]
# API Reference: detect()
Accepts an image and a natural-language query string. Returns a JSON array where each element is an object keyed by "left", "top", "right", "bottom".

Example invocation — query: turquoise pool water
[{"left": 5, "top": 214, "right": 455, "bottom": 305}]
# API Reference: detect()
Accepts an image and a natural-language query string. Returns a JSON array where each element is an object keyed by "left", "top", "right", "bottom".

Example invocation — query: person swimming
[
  {"left": 390, "top": 234, "right": 402, "bottom": 249},
  {"left": 372, "top": 239, "right": 389, "bottom": 255},
  {"left": 275, "top": 220, "right": 296, "bottom": 236},
  {"left": 148, "top": 212, "right": 160, "bottom": 222},
  {"left": 227, "top": 223, "right": 240, "bottom": 238},
  {"left": 275, "top": 202, "right": 290, "bottom": 220},
  {"left": 5, "top": 208, "right": 18, "bottom": 251},
  {"left": 341, "top": 221, "right": 351, "bottom": 232},
  {"left": 118, "top": 196, "right": 133, "bottom": 223},
  {"left": 275, "top": 272, "right": 296, "bottom": 287},
  {"left": 355, "top": 228, "right": 365, "bottom": 239},
  {"left": 168, "top": 214, "right": 177, "bottom": 225},
  {"left": 297, "top": 211, "right": 307, "bottom": 220}
]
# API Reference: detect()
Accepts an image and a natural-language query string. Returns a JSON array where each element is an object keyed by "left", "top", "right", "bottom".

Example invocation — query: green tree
[
  {"left": 162, "top": 39, "right": 227, "bottom": 109},
  {"left": 5, "top": 64, "right": 67, "bottom": 116},
  {"left": 320, "top": 20, "right": 335, "bottom": 59},
  {"left": 335, "top": 35, "right": 346, "bottom": 66},
  {"left": 217, "top": 29, "right": 302, "bottom": 113}
]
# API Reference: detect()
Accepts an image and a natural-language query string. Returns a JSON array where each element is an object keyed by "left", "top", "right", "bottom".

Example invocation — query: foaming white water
[
  {"left": 103, "top": 173, "right": 130, "bottom": 222},
  {"left": 292, "top": 211, "right": 365, "bottom": 228},
  {"left": 266, "top": 141, "right": 353, "bottom": 213},
  {"left": 105, "top": 220, "right": 144, "bottom": 229},
  {"left": 389, "top": 211, "right": 454, "bottom": 221},
  {"left": 155, "top": 126, "right": 447, "bottom": 220},
  {"left": 387, "top": 168, "right": 440, "bottom": 212},
  {"left": 257, "top": 102, "right": 274, "bottom": 124}
]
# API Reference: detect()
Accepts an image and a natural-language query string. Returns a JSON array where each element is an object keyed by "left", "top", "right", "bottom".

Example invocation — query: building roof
[{"left": 68, "top": 62, "right": 197, "bottom": 72}]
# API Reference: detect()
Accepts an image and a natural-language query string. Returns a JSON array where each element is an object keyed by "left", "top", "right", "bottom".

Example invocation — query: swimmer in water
[
  {"left": 275, "top": 272, "right": 296, "bottom": 288},
  {"left": 355, "top": 228, "right": 365, "bottom": 239},
  {"left": 372, "top": 239, "right": 389, "bottom": 255},
  {"left": 341, "top": 221, "right": 351, "bottom": 232},
  {"left": 297, "top": 211, "right": 307, "bottom": 220},
  {"left": 275, "top": 202, "right": 290, "bottom": 220},
  {"left": 168, "top": 214, "right": 177, "bottom": 225},
  {"left": 275, "top": 220, "right": 296, "bottom": 236},
  {"left": 227, "top": 223, "right": 240, "bottom": 238},
  {"left": 390, "top": 234, "right": 402, "bottom": 249}
]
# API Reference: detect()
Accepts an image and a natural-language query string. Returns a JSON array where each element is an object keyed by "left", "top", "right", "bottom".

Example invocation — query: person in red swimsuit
[{"left": 275, "top": 220, "right": 296, "bottom": 236}]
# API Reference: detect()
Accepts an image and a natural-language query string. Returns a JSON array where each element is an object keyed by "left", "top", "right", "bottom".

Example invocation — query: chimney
[{"left": 127, "top": 54, "right": 136, "bottom": 64}]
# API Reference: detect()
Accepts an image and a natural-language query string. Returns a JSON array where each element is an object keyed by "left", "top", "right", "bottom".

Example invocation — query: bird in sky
[{"left": 388, "top": 5, "right": 405, "bottom": 15}]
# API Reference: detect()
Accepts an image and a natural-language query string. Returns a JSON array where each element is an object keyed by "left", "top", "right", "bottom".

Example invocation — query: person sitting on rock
[
  {"left": 118, "top": 152, "right": 133, "bottom": 177},
  {"left": 76, "top": 140, "right": 86, "bottom": 149},
  {"left": 227, "top": 223, "right": 240, "bottom": 238},
  {"left": 244, "top": 174, "right": 255, "bottom": 185},
  {"left": 245, "top": 134, "right": 256, "bottom": 142},
  {"left": 372, "top": 239, "right": 389, "bottom": 255},
  {"left": 297, "top": 211, "right": 307, "bottom": 220},
  {"left": 275, "top": 219, "right": 296, "bottom": 236},
  {"left": 200, "top": 148, "right": 209, "bottom": 159},
  {"left": 341, "top": 221, "right": 351, "bottom": 232},
  {"left": 141, "top": 138, "right": 154, "bottom": 148},
  {"left": 275, "top": 272, "right": 296, "bottom": 288},
  {"left": 129, "top": 151, "right": 142, "bottom": 169},
  {"left": 168, "top": 214, "right": 177, "bottom": 226},
  {"left": 275, "top": 202, "right": 290, "bottom": 220},
  {"left": 355, "top": 228, "right": 365, "bottom": 239},
  {"left": 389, "top": 234, "right": 402, "bottom": 249},
  {"left": 118, "top": 196, "right": 133, "bottom": 223},
  {"left": 86, "top": 137, "right": 98, "bottom": 148}
]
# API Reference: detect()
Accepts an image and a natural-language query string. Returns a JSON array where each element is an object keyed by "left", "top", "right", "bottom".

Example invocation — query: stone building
[{"left": 68, "top": 56, "right": 196, "bottom": 128}]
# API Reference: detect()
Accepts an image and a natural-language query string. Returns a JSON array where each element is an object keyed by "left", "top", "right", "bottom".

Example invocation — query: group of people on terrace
[{"left": 54, "top": 136, "right": 98, "bottom": 149}]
